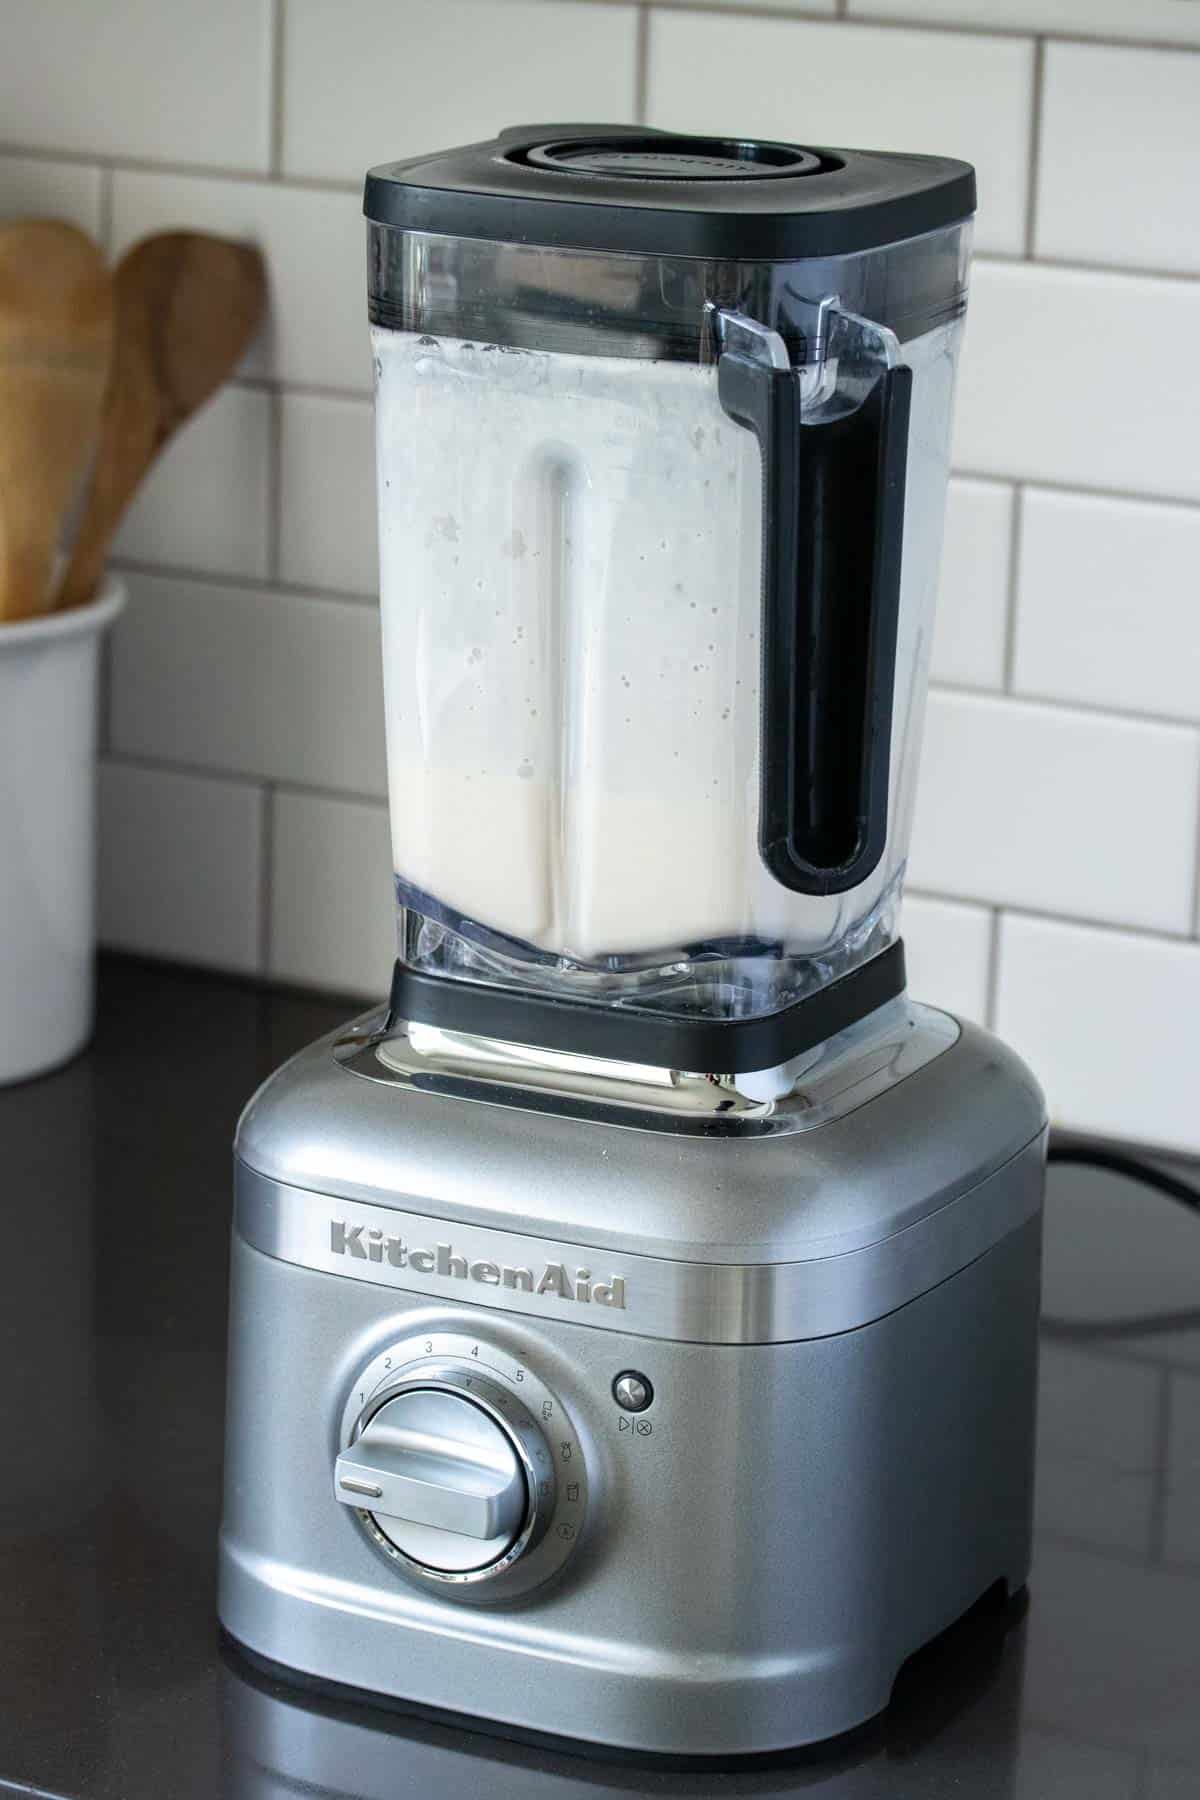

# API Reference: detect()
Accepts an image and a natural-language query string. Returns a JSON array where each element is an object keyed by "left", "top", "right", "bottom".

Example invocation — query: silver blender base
[{"left": 219, "top": 1003, "right": 1045, "bottom": 1757}]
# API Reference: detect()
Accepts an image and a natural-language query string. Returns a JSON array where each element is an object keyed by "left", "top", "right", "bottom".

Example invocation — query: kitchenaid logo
[{"left": 329, "top": 1220, "right": 626, "bottom": 1309}]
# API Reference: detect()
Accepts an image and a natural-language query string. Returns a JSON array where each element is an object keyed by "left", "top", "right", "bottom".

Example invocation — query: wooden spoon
[
  {"left": 0, "top": 220, "right": 113, "bottom": 622},
  {"left": 57, "top": 230, "right": 266, "bottom": 611}
]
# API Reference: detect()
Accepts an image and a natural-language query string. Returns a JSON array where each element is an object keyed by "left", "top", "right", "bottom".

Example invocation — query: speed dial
[{"left": 336, "top": 1335, "right": 587, "bottom": 1600}]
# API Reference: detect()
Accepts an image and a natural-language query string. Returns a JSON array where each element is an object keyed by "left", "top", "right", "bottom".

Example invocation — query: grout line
[
  {"left": 0, "top": 0, "right": 1189, "bottom": 52},
  {"left": 260, "top": 777, "right": 386, "bottom": 810},
  {"left": 6, "top": 136, "right": 1195, "bottom": 290},
  {"left": 109, "top": 549, "right": 1200, "bottom": 731},
  {"left": 232, "top": 376, "right": 370, "bottom": 404},
  {"left": 950, "top": 466, "right": 1200, "bottom": 516},
  {"left": 905, "top": 884, "right": 990, "bottom": 910},
  {"left": 1024, "top": 37, "right": 1046, "bottom": 259},
  {"left": 619, "top": 1, "right": 1200, "bottom": 51},
  {"left": 929, "top": 675, "right": 1200, "bottom": 738},
  {"left": 235, "top": 382, "right": 1200, "bottom": 521},
  {"left": 258, "top": 783, "right": 276, "bottom": 975},
  {"left": 1035, "top": 1312, "right": 1197, "bottom": 1381},
  {"left": 908, "top": 890, "right": 1200, "bottom": 951},
  {"left": 977, "top": 248, "right": 1200, "bottom": 286},
  {"left": 108, "top": 738, "right": 1200, "bottom": 961},
  {"left": 266, "top": 388, "right": 284, "bottom": 582},
  {"left": 983, "top": 907, "right": 1003, "bottom": 1032},
  {"left": 1146, "top": 1367, "right": 1174, "bottom": 1566},
  {"left": 634, "top": 5, "right": 650, "bottom": 124},
  {"left": 102, "top": 748, "right": 386, "bottom": 811},
  {"left": 847, "top": 10, "right": 1200, "bottom": 53},
  {"left": 642, "top": 0, "right": 837, "bottom": 22},
  {"left": 0, "top": 139, "right": 354, "bottom": 190},
  {"left": 268, "top": 0, "right": 286, "bottom": 179},
  {"left": 1028, "top": 1528, "right": 1167, "bottom": 1575},
  {"left": 108, "top": 555, "right": 378, "bottom": 607},
  {"left": 96, "top": 163, "right": 114, "bottom": 252},
  {"left": 238, "top": 383, "right": 1200, "bottom": 521},
  {"left": 1001, "top": 484, "right": 1024, "bottom": 693}
]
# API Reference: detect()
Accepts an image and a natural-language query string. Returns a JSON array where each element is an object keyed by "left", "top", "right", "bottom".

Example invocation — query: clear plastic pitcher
[{"left": 366, "top": 128, "right": 972, "bottom": 1043}]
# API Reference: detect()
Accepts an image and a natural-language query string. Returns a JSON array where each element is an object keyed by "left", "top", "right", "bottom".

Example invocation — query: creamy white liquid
[{"left": 374, "top": 324, "right": 957, "bottom": 964}]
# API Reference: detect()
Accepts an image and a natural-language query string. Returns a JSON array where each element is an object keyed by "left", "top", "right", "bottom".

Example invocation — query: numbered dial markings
[{"left": 338, "top": 1331, "right": 587, "bottom": 1601}]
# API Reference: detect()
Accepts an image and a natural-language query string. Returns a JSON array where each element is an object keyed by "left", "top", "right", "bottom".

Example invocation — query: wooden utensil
[
  {"left": 0, "top": 220, "right": 113, "bottom": 622},
  {"left": 57, "top": 230, "right": 266, "bottom": 611}
]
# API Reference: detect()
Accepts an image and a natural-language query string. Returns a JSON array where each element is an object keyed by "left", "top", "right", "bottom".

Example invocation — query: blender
[{"left": 219, "top": 125, "right": 1046, "bottom": 1757}]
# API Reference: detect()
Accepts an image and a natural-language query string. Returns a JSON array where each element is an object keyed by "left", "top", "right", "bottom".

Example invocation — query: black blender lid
[{"left": 363, "top": 123, "right": 975, "bottom": 260}]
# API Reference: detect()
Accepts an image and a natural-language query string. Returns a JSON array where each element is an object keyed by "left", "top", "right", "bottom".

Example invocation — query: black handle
[{"left": 718, "top": 349, "right": 913, "bottom": 897}]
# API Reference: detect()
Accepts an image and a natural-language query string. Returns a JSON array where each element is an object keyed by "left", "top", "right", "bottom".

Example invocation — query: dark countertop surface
[{"left": 2, "top": 954, "right": 1198, "bottom": 1800}]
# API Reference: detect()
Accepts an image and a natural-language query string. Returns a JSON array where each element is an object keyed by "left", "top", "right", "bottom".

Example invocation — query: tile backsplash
[{"left": 2, "top": 0, "right": 1198, "bottom": 1151}]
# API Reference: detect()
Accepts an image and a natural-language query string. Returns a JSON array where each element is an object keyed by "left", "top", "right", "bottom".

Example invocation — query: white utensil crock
[{"left": 0, "top": 577, "right": 125, "bottom": 1083}]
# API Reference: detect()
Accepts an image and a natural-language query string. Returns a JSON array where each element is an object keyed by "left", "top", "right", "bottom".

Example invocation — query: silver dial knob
[
  {"left": 337, "top": 1339, "right": 586, "bottom": 1601},
  {"left": 338, "top": 1368, "right": 554, "bottom": 1584},
  {"left": 335, "top": 1386, "right": 528, "bottom": 1572}
]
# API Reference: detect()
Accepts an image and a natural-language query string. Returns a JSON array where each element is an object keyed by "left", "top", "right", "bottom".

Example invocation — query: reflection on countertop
[{"left": 0, "top": 955, "right": 1196, "bottom": 1800}]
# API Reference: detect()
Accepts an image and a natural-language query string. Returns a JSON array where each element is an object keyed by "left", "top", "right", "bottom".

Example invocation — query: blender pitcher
[{"left": 366, "top": 127, "right": 974, "bottom": 1071}]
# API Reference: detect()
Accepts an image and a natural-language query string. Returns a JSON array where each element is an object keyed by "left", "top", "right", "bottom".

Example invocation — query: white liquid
[{"left": 374, "top": 325, "right": 957, "bottom": 965}]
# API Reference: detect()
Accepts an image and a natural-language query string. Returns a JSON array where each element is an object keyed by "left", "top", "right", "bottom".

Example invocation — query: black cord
[
  {"left": 1042, "top": 1143, "right": 1200, "bottom": 1341},
  {"left": 1046, "top": 1143, "right": 1200, "bottom": 1217}
]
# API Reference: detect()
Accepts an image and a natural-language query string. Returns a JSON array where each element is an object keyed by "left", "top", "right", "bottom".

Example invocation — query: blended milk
[{"left": 373, "top": 324, "right": 956, "bottom": 966}]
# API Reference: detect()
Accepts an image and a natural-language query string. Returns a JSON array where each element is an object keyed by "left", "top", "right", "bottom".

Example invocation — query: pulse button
[{"left": 613, "top": 1371, "right": 654, "bottom": 1413}]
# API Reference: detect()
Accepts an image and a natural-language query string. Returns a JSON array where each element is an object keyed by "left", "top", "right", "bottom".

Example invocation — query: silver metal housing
[{"left": 220, "top": 1005, "right": 1046, "bottom": 1756}]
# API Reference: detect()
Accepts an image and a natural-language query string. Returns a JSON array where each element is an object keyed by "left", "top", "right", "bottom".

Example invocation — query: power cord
[
  {"left": 1042, "top": 1142, "right": 1200, "bottom": 1341},
  {"left": 1046, "top": 1142, "right": 1200, "bottom": 1217}
]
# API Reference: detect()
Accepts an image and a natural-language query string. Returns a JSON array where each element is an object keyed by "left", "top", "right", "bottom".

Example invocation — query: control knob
[{"left": 335, "top": 1367, "right": 555, "bottom": 1580}]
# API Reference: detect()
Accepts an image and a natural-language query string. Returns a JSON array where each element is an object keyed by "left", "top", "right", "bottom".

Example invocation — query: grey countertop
[{"left": 1, "top": 955, "right": 1197, "bottom": 1799}]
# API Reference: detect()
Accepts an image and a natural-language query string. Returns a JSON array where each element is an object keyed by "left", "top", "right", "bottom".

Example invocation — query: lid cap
[{"left": 364, "top": 123, "right": 976, "bottom": 260}]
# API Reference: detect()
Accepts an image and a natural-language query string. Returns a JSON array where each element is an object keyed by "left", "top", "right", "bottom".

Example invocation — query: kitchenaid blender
[{"left": 219, "top": 126, "right": 1046, "bottom": 1757}]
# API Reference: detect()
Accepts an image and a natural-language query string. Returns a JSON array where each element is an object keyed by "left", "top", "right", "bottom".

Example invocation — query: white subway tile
[
  {"left": 909, "top": 690, "right": 1200, "bottom": 933},
  {"left": 1014, "top": 489, "right": 1200, "bottom": 724},
  {"left": 1037, "top": 44, "right": 1200, "bottom": 275},
  {"left": 653, "top": 0, "right": 835, "bottom": 10},
  {"left": 98, "top": 760, "right": 262, "bottom": 972},
  {"left": 113, "top": 386, "right": 271, "bottom": 581},
  {"left": 645, "top": 12, "right": 1032, "bottom": 255},
  {"left": 0, "top": 154, "right": 103, "bottom": 235},
  {"left": 932, "top": 478, "right": 1013, "bottom": 690},
  {"left": 0, "top": 0, "right": 271, "bottom": 170},
  {"left": 270, "top": 790, "right": 394, "bottom": 997},
  {"left": 281, "top": 0, "right": 638, "bottom": 183},
  {"left": 108, "top": 574, "right": 386, "bottom": 797},
  {"left": 110, "top": 172, "right": 368, "bottom": 392},
  {"left": 956, "top": 262, "right": 1200, "bottom": 503},
  {"left": 847, "top": 0, "right": 1200, "bottom": 44},
  {"left": 1164, "top": 1371, "right": 1200, "bottom": 1567},
  {"left": 279, "top": 394, "right": 377, "bottom": 595},
  {"left": 901, "top": 893, "right": 992, "bottom": 1022},
  {"left": 995, "top": 913, "right": 1200, "bottom": 1152}
]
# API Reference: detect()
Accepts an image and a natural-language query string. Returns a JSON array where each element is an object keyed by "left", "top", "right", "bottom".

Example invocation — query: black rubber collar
[{"left": 387, "top": 940, "right": 906, "bottom": 1074}]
